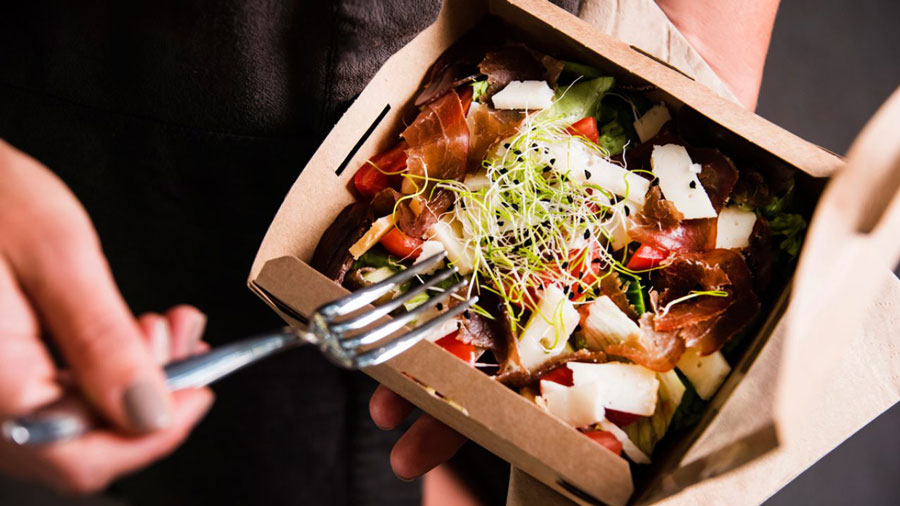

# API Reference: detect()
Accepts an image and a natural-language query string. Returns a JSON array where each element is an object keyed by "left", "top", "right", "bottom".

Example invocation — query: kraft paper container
[{"left": 248, "top": 1, "right": 900, "bottom": 504}]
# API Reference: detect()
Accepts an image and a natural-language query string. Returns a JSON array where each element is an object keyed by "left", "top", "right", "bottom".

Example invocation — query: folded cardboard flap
[
  {"left": 246, "top": 0, "right": 870, "bottom": 504},
  {"left": 251, "top": 256, "right": 634, "bottom": 506}
]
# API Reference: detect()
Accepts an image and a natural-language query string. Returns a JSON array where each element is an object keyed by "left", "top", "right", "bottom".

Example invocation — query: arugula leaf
[
  {"left": 669, "top": 370, "right": 708, "bottom": 432},
  {"left": 623, "top": 276, "right": 647, "bottom": 315},
  {"left": 471, "top": 80, "right": 489, "bottom": 102},
  {"left": 598, "top": 119, "right": 628, "bottom": 156},
  {"left": 770, "top": 213, "right": 807, "bottom": 258},
  {"left": 353, "top": 250, "right": 403, "bottom": 270},
  {"left": 538, "top": 77, "right": 615, "bottom": 123}
]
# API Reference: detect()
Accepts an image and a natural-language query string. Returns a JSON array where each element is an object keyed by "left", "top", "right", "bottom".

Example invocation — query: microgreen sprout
[{"left": 657, "top": 290, "right": 729, "bottom": 318}]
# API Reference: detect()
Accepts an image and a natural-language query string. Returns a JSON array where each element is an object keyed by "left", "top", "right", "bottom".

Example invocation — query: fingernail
[
  {"left": 123, "top": 380, "right": 172, "bottom": 432},
  {"left": 150, "top": 318, "right": 171, "bottom": 364},
  {"left": 187, "top": 312, "right": 208, "bottom": 352},
  {"left": 394, "top": 473, "right": 417, "bottom": 483}
]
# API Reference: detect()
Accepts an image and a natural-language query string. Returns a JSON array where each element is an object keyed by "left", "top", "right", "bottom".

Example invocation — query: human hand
[
  {"left": 369, "top": 385, "right": 467, "bottom": 480},
  {"left": 0, "top": 140, "right": 214, "bottom": 493}
]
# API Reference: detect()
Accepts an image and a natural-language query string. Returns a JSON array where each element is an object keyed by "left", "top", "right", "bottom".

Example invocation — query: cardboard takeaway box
[{"left": 248, "top": 0, "right": 900, "bottom": 504}]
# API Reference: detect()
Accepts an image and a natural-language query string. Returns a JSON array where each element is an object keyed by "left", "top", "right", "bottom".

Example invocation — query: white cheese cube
[
  {"left": 581, "top": 296, "right": 640, "bottom": 350},
  {"left": 677, "top": 348, "right": 731, "bottom": 400},
  {"left": 539, "top": 380, "right": 608, "bottom": 428},
  {"left": 651, "top": 144, "right": 717, "bottom": 219},
  {"left": 517, "top": 285, "right": 580, "bottom": 371},
  {"left": 551, "top": 140, "right": 648, "bottom": 206},
  {"left": 428, "top": 219, "right": 475, "bottom": 275},
  {"left": 633, "top": 104, "right": 671, "bottom": 143},
  {"left": 349, "top": 215, "right": 395, "bottom": 259},
  {"left": 715, "top": 206, "right": 757, "bottom": 249},
  {"left": 413, "top": 241, "right": 445, "bottom": 274},
  {"left": 491, "top": 80, "right": 554, "bottom": 110},
  {"left": 568, "top": 362, "right": 660, "bottom": 416}
]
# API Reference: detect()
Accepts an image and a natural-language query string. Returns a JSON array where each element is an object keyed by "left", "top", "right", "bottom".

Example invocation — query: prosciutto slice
[
  {"left": 496, "top": 349, "right": 607, "bottom": 388},
  {"left": 465, "top": 103, "right": 523, "bottom": 171},
  {"left": 396, "top": 90, "right": 469, "bottom": 238},
  {"left": 606, "top": 314, "right": 685, "bottom": 372},
  {"left": 653, "top": 249, "right": 760, "bottom": 355}
]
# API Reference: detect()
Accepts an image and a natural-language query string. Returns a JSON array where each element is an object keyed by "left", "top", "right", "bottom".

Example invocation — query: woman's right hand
[{"left": 0, "top": 139, "right": 214, "bottom": 493}]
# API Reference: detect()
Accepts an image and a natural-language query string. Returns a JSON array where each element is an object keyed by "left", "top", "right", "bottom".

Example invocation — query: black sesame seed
[
  {"left": 463, "top": 310, "right": 471, "bottom": 319},
  {"left": 568, "top": 292, "right": 575, "bottom": 300},
  {"left": 584, "top": 170, "right": 592, "bottom": 179},
  {"left": 689, "top": 180, "right": 697, "bottom": 189},
  {"left": 550, "top": 158, "right": 556, "bottom": 165},
  {"left": 436, "top": 302, "right": 444, "bottom": 311},
  {"left": 592, "top": 258, "right": 601, "bottom": 263},
  {"left": 531, "top": 143, "right": 538, "bottom": 148},
  {"left": 561, "top": 261, "right": 569, "bottom": 269},
  {"left": 511, "top": 203, "right": 519, "bottom": 211},
  {"left": 514, "top": 150, "right": 521, "bottom": 155},
  {"left": 513, "top": 179, "right": 520, "bottom": 185},
  {"left": 516, "top": 157, "right": 523, "bottom": 163},
  {"left": 566, "top": 195, "right": 574, "bottom": 204},
  {"left": 497, "top": 220, "right": 505, "bottom": 226},
  {"left": 563, "top": 285, "right": 570, "bottom": 294},
  {"left": 504, "top": 143, "right": 510, "bottom": 149},
  {"left": 542, "top": 166, "right": 551, "bottom": 173},
  {"left": 584, "top": 229, "right": 591, "bottom": 239},
  {"left": 624, "top": 206, "right": 630, "bottom": 216},
  {"left": 499, "top": 168, "right": 508, "bottom": 175}
]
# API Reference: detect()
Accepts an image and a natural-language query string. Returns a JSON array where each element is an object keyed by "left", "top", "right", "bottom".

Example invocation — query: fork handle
[{"left": 1, "top": 328, "right": 312, "bottom": 446}]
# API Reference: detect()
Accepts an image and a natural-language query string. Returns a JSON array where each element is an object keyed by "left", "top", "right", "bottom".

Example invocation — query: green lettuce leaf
[
  {"left": 769, "top": 213, "right": 807, "bottom": 258},
  {"left": 538, "top": 77, "right": 615, "bottom": 123},
  {"left": 598, "top": 119, "right": 628, "bottom": 156}
]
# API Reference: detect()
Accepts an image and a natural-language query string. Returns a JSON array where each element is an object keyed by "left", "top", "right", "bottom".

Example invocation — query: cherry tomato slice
[
  {"left": 540, "top": 365, "right": 574, "bottom": 387},
  {"left": 435, "top": 331, "right": 477, "bottom": 365},
  {"left": 353, "top": 142, "right": 408, "bottom": 198},
  {"left": 625, "top": 244, "right": 669, "bottom": 271},
  {"left": 584, "top": 429, "right": 623, "bottom": 455},
  {"left": 566, "top": 117, "right": 600, "bottom": 145},
  {"left": 605, "top": 409, "right": 641, "bottom": 427},
  {"left": 379, "top": 227, "right": 425, "bottom": 259}
]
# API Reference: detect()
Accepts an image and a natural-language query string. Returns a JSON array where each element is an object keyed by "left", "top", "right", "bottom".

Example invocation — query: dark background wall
[{"left": 757, "top": 1, "right": 900, "bottom": 505}]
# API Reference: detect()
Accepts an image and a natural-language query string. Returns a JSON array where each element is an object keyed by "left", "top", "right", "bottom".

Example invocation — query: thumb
[{"left": 2, "top": 151, "right": 172, "bottom": 434}]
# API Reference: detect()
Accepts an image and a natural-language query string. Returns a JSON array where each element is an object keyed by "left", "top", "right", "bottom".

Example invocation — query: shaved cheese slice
[
  {"left": 463, "top": 171, "right": 492, "bottom": 191},
  {"left": 677, "top": 348, "right": 731, "bottom": 400},
  {"left": 581, "top": 296, "right": 640, "bottom": 350},
  {"left": 428, "top": 218, "right": 475, "bottom": 275},
  {"left": 633, "top": 104, "right": 671, "bottom": 143},
  {"left": 651, "top": 144, "right": 717, "bottom": 219},
  {"left": 550, "top": 139, "right": 649, "bottom": 206},
  {"left": 413, "top": 240, "right": 445, "bottom": 274},
  {"left": 492, "top": 80, "right": 554, "bottom": 110},
  {"left": 517, "top": 285, "right": 580, "bottom": 371},
  {"left": 568, "top": 362, "right": 659, "bottom": 416},
  {"left": 715, "top": 206, "right": 757, "bottom": 249},
  {"left": 539, "top": 380, "right": 607, "bottom": 428},
  {"left": 349, "top": 215, "right": 395, "bottom": 258}
]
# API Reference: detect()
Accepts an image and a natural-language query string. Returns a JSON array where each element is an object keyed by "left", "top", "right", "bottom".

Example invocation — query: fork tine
[
  {"left": 316, "top": 252, "right": 447, "bottom": 318},
  {"left": 338, "top": 279, "right": 468, "bottom": 349},
  {"left": 329, "top": 267, "right": 459, "bottom": 336},
  {"left": 350, "top": 297, "right": 478, "bottom": 368}
]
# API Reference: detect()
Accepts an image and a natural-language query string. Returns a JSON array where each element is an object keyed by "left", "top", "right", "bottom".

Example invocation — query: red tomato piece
[
  {"left": 540, "top": 365, "right": 574, "bottom": 387},
  {"left": 354, "top": 141, "right": 408, "bottom": 198},
  {"left": 379, "top": 227, "right": 425, "bottom": 259},
  {"left": 435, "top": 331, "right": 477, "bottom": 365},
  {"left": 605, "top": 409, "right": 641, "bottom": 427},
  {"left": 566, "top": 117, "right": 600, "bottom": 145},
  {"left": 625, "top": 244, "right": 669, "bottom": 271},
  {"left": 584, "top": 429, "right": 623, "bottom": 455}
]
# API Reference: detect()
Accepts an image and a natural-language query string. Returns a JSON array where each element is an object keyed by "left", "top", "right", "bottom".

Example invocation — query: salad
[{"left": 311, "top": 27, "right": 807, "bottom": 463}]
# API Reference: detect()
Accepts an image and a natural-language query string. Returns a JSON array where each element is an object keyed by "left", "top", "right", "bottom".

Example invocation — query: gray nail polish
[{"left": 123, "top": 381, "right": 171, "bottom": 432}]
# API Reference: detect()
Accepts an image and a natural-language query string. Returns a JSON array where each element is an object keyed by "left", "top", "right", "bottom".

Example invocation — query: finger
[
  {"left": 0, "top": 259, "right": 61, "bottom": 415},
  {"left": 369, "top": 385, "right": 414, "bottom": 430},
  {"left": 163, "top": 305, "right": 207, "bottom": 360},
  {"left": 137, "top": 313, "right": 171, "bottom": 365},
  {"left": 0, "top": 388, "right": 214, "bottom": 494},
  {"left": 3, "top": 157, "right": 171, "bottom": 434},
  {"left": 390, "top": 414, "right": 467, "bottom": 480}
]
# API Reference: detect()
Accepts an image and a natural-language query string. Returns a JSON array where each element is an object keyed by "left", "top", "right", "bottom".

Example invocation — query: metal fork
[{"left": 1, "top": 252, "right": 477, "bottom": 445}]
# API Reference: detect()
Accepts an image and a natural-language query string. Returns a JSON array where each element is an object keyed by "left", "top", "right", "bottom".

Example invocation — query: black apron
[{"left": 0, "top": 1, "right": 577, "bottom": 504}]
